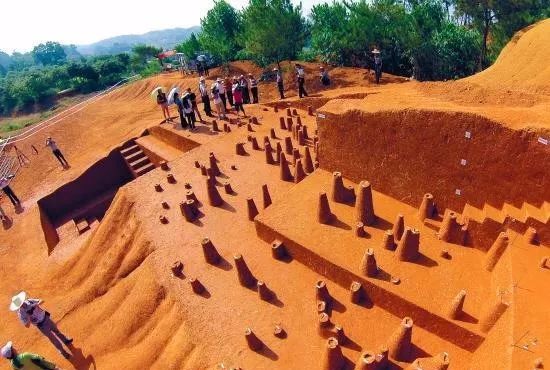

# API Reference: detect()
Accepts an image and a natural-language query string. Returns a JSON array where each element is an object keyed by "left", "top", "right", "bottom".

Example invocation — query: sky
[{"left": 0, "top": 0, "right": 325, "bottom": 54}]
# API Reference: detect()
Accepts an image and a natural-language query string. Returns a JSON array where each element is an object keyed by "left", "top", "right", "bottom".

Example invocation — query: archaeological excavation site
[{"left": 1, "top": 20, "right": 549, "bottom": 370}]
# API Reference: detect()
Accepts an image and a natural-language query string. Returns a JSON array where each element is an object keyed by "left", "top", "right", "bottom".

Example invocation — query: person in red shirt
[{"left": 232, "top": 77, "right": 246, "bottom": 118}]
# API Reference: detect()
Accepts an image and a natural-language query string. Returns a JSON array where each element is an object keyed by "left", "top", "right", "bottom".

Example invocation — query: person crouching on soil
[
  {"left": 173, "top": 92, "right": 187, "bottom": 130},
  {"left": 1, "top": 341, "right": 60, "bottom": 370},
  {"left": 232, "top": 77, "right": 246, "bottom": 118},
  {"left": 45, "top": 137, "right": 68, "bottom": 168},
  {"left": 186, "top": 88, "right": 203, "bottom": 122},
  {"left": 211, "top": 82, "right": 226, "bottom": 120},
  {"left": 182, "top": 92, "right": 196, "bottom": 130},
  {"left": 156, "top": 89, "right": 172, "bottom": 122},
  {"left": 320, "top": 66, "right": 331, "bottom": 87},
  {"left": 10, "top": 292, "right": 73, "bottom": 359}
]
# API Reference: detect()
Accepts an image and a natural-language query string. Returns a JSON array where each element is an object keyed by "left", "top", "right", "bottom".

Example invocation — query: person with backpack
[
  {"left": 211, "top": 82, "right": 226, "bottom": 120},
  {"left": 320, "top": 66, "right": 331, "bottom": 87},
  {"left": 199, "top": 77, "right": 212, "bottom": 117},
  {"left": 274, "top": 68, "right": 285, "bottom": 99},
  {"left": 232, "top": 77, "right": 246, "bottom": 118},
  {"left": 173, "top": 92, "right": 187, "bottom": 129},
  {"left": 249, "top": 73, "right": 259, "bottom": 104},
  {"left": 182, "top": 92, "right": 196, "bottom": 130},
  {"left": 1, "top": 341, "right": 60, "bottom": 370}
]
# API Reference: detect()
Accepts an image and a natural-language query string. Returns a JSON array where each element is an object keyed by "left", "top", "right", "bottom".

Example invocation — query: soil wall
[
  {"left": 146, "top": 125, "right": 201, "bottom": 153},
  {"left": 317, "top": 109, "right": 550, "bottom": 213},
  {"left": 37, "top": 149, "right": 133, "bottom": 225}
]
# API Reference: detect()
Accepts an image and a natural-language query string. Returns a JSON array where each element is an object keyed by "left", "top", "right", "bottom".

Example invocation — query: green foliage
[
  {"left": 310, "top": 2, "right": 350, "bottom": 65},
  {"left": 32, "top": 41, "right": 67, "bottom": 66},
  {"left": 175, "top": 33, "right": 202, "bottom": 59},
  {"left": 240, "top": 0, "right": 308, "bottom": 66},
  {"left": 199, "top": 0, "right": 241, "bottom": 64},
  {"left": 131, "top": 44, "right": 163, "bottom": 63}
]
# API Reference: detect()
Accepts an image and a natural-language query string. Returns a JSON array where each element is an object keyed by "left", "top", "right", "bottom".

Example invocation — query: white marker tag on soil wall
[
  {"left": 538, "top": 137, "right": 548, "bottom": 145},
  {"left": 465, "top": 131, "right": 472, "bottom": 139},
  {"left": 460, "top": 159, "right": 467, "bottom": 166},
  {"left": 317, "top": 113, "right": 326, "bottom": 119},
  {"left": 455, "top": 189, "right": 462, "bottom": 196}
]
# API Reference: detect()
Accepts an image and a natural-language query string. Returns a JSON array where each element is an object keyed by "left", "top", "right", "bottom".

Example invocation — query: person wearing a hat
[
  {"left": 172, "top": 92, "right": 188, "bottom": 130},
  {"left": 274, "top": 68, "right": 285, "bottom": 99},
  {"left": 239, "top": 75, "right": 250, "bottom": 104},
  {"left": 210, "top": 82, "right": 226, "bottom": 121},
  {"left": 10, "top": 292, "right": 73, "bottom": 359},
  {"left": 295, "top": 64, "right": 308, "bottom": 98},
  {"left": 186, "top": 88, "right": 203, "bottom": 122},
  {"left": 182, "top": 92, "right": 196, "bottom": 130},
  {"left": 215, "top": 78, "right": 228, "bottom": 111},
  {"left": 319, "top": 66, "right": 331, "bottom": 87},
  {"left": 372, "top": 48, "right": 383, "bottom": 84},
  {"left": 248, "top": 73, "right": 259, "bottom": 104},
  {"left": 1, "top": 341, "right": 59, "bottom": 370},
  {"left": 1, "top": 175, "right": 20, "bottom": 209},
  {"left": 45, "top": 137, "right": 68, "bottom": 168},
  {"left": 198, "top": 77, "right": 213, "bottom": 117}
]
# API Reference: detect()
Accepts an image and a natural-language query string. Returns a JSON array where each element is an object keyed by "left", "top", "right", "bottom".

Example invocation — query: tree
[
  {"left": 199, "top": 0, "right": 241, "bottom": 65},
  {"left": 310, "top": 2, "right": 351, "bottom": 65},
  {"left": 240, "top": 0, "right": 307, "bottom": 67},
  {"left": 131, "top": 44, "right": 163, "bottom": 64},
  {"left": 175, "top": 33, "right": 202, "bottom": 59},
  {"left": 32, "top": 41, "right": 67, "bottom": 66}
]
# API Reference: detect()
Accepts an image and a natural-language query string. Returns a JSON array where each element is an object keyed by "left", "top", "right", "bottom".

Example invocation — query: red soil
[{"left": 0, "top": 21, "right": 549, "bottom": 370}]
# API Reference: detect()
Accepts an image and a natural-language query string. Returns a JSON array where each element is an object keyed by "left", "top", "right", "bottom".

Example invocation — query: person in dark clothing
[
  {"left": 173, "top": 92, "right": 188, "bottom": 129},
  {"left": 295, "top": 64, "right": 308, "bottom": 98},
  {"left": 249, "top": 73, "right": 259, "bottom": 104},
  {"left": 45, "top": 137, "right": 69, "bottom": 168},
  {"left": 0, "top": 176, "right": 19, "bottom": 208},
  {"left": 240, "top": 75, "right": 250, "bottom": 104},
  {"left": 224, "top": 77, "right": 234, "bottom": 108},
  {"left": 198, "top": 77, "right": 213, "bottom": 117},
  {"left": 275, "top": 68, "right": 285, "bottom": 99},
  {"left": 182, "top": 93, "right": 196, "bottom": 130},
  {"left": 156, "top": 90, "right": 172, "bottom": 122},
  {"left": 373, "top": 48, "right": 383, "bottom": 84},
  {"left": 320, "top": 66, "right": 331, "bottom": 86},
  {"left": 186, "top": 88, "right": 203, "bottom": 122}
]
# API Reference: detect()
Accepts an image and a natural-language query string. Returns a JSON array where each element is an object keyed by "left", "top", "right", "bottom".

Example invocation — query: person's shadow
[{"left": 67, "top": 344, "right": 96, "bottom": 370}]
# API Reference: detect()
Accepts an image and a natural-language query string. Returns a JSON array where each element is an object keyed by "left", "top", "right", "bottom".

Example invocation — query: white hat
[
  {"left": 200, "top": 76, "right": 205, "bottom": 82},
  {"left": 9, "top": 291, "right": 26, "bottom": 311},
  {"left": 372, "top": 49, "right": 381, "bottom": 54},
  {"left": 0, "top": 342, "right": 13, "bottom": 359},
  {"left": 273, "top": 68, "right": 278, "bottom": 71}
]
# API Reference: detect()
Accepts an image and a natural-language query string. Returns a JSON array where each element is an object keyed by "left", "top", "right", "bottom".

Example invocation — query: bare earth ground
[{"left": 0, "top": 19, "right": 549, "bottom": 370}]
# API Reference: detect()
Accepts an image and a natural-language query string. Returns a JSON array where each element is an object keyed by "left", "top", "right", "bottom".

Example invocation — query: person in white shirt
[
  {"left": 216, "top": 78, "right": 228, "bottom": 111},
  {"left": 274, "top": 68, "right": 285, "bottom": 99},
  {"left": 211, "top": 82, "right": 226, "bottom": 120},
  {"left": 0, "top": 175, "right": 19, "bottom": 208},
  {"left": 45, "top": 137, "right": 68, "bottom": 168},
  {"left": 295, "top": 64, "right": 308, "bottom": 98},
  {"left": 10, "top": 292, "right": 73, "bottom": 359},
  {"left": 249, "top": 73, "right": 259, "bottom": 104}
]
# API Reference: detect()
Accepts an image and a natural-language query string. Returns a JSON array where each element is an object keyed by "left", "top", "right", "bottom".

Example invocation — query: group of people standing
[{"left": 275, "top": 63, "right": 331, "bottom": 100}]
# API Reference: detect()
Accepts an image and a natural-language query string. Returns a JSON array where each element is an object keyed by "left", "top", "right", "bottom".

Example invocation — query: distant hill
[{"left": 77, "top": 27, "right": 200, "bottom": 56}]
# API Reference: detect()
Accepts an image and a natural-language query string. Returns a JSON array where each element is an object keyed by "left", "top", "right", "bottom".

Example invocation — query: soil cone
[
  {"left": 257, "top": 280, "right": 274, "bottom": 301},
  {"left": 279, "top": 117, "right": 286, "bottom": 129},
  {"left": 395, "top": 227, "right": 420, "bottom": 261},
  {"left": 304, "top": 146, "right": 314, "bottom": 173},
  {"left": 484, "top": 232, "right": 509, "bottom": 272},
  {"left": 294, "top": 159, "right": 307, "bottom": 183},
  {"left": 447, "top": 290, "right": 467, "bottom": 320},
  {"left": 382, "top": 230, "right": 397, "bottom": 250},
  {"left": 316, "top": 280, "right": 332, "bottom": 303},
  {"left": 392, "top": 214, "right": 405, "bottom": 242},
  {"left": 284, "top": 136, "right": 293, "bottom": 155},
  {"left": 206, "top": 178, "right": 223, "bottom": 206},
  {"left": 321, "top": 337, "right": 345, "bottom": 370},
  {"left": 418, "top": 193, "right": 435, "bottom": 221},
  {"left": 262, "top": 184, "right": 272, "bottom": 209},
  {"left": 387, "top": 317, "right": 414, "bottom": 361},
  {"left": 360, "top": 248, "right": 378, "bottom": 277},
  {"left": 276, "top": 142, "right": 283, "bottom": 163},
  {"left": 318, "top": 192, "right": 334, "bottom": 224},
  {"left": 350, "top": 281, "right": 364, "bottom": 304},
  {"left": 280, "top": 152, "right": 293, "bottom": 181},
  {"left": 234, "top": 254, "right": 257, "bottom": 288},
  {"left": 438, "top": 211, "right": 459, "bottom": 242},
  {"left": 201, "top": 237, "right": 221, "bottom": 265},
  {"left": 245, "top": 328, "right": 263, "bottom": 351},
  {"left": 479, "top": 299, "right": 509, "bottom": 333},
  {"left": 264, "top": 142, "right": 275, "bottom": 164},
  {"left": 247, "top": 198, "right": 259, "bottom": 221},
  {"left": 407, "top": 352, "right": 450, "bottom": 370},
  {"left": 356, "top": 181, "right": 376, "bottom": 226},
  {"left": 209, "top": 153, "right": 220, "bottom": 176},
  {"left": 356, "top": 351, "right": 378, "bottom": 370}
]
